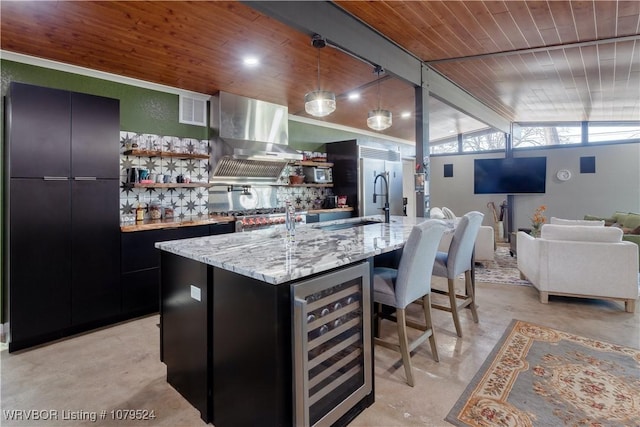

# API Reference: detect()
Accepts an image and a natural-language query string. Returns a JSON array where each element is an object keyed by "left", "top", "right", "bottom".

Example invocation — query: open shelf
[
  {"left": 292, "top": 160, "right": 333, "bottom": 168},
  {"left": 123, "top": 149, "right": 209, "bottom": 160},
  {"left": 125, "top": 182, "right": 213, "bottom": 189},
  {"left": 288, "top": 183, "right": 333, "bottom": 188}
]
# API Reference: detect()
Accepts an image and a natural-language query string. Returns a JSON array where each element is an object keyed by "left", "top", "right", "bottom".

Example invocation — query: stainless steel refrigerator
[{"left": 327, "top": 140, "right": 403, "bottom": 218}]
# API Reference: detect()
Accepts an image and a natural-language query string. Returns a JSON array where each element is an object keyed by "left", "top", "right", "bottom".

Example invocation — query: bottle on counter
[{"left": 135, "top": 204, "right": 145, "bottom": 222}]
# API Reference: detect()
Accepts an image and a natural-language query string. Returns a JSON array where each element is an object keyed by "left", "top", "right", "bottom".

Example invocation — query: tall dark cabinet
[{"left": 5, "top": 82, "right": 121, "bottom": 351}]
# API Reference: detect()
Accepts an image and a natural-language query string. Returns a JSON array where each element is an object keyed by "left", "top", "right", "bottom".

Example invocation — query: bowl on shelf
[{"left": 289, "top": 175, "right": 304, "bottom": 185}]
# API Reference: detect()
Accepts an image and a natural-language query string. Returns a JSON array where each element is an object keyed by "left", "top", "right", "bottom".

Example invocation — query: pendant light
[
  {"left": 367, "top": 66, "right": 392, "bottom": 131},
  {"left": 304, "top": 35, "right": 336, "bottom": 118}
]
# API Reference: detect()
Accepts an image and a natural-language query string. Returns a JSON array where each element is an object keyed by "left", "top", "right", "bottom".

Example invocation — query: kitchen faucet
[{"left": 373, "top": 172, "right": 390, "bottom": 223}]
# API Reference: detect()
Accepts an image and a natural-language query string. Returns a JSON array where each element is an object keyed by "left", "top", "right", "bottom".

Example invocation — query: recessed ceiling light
[
  {"left": 449, "top": 129, "right": 455, "bottom": 133},
  {"left": 401, "top": 111, "right": 411, "bottom": 119},
  {"left": 243, "top": 56, "right": 259, "bottom": 67},
  {"left": 348, "top": 92, "right": 360, "bottom": 101}
]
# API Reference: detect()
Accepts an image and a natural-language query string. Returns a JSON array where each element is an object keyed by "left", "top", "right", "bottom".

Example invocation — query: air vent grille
[
  {"left": 359, "top": 146, "right": 401, "bottom": 162},
  {"left": 180, "top": 95, "right": 207, "bottom": 126},
  {"left": 212, "top": 157, "right": 285, "bottom": 179}
]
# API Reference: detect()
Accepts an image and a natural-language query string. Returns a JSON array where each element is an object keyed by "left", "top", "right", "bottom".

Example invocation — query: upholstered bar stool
[
  {"left": 373, "top": 219, "right": 447, "bottom": 387},
  {"left": 431, "top": 211, "right": 484, "bottom": 337}
]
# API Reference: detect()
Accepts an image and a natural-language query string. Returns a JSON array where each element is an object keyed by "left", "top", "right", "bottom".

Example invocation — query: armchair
[{"left": 517, "top": 224, "right": 639, "bottom": 312}]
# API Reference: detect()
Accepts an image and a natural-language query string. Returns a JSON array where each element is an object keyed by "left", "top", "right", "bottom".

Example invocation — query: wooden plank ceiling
[{"left": 1, "top": 1, "right": 638, "bottom": 144}]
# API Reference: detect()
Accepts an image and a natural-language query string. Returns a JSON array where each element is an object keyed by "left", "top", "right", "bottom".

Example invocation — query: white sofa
[
  {"left": 517, "top": 224, "right": 639, "bottom": 312},
  {"left": 432, "top": 208, "right": 495, "bottom": 262}
]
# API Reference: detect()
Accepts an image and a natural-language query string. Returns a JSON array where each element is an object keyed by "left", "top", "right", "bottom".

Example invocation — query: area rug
[
  {"left": 473, "top": 246, "right": 531, "bottom": 286},
  {"left": 446, "top": 319, "right": 640, "bottom": 427}
]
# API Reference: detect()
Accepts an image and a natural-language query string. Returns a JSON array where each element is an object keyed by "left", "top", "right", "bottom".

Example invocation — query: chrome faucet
[{"left": 373, "top": 172, "right": 390, "bottom": 223}]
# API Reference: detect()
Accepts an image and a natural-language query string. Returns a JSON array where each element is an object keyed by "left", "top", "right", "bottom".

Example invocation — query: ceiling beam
[{"left": 244, "top": 1, "right": 511, "bottom": 134}]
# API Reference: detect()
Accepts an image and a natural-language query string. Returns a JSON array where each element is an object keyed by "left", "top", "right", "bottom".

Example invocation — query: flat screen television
[{"left": 474, "top": 157, "right": 547, "bottom": 194}]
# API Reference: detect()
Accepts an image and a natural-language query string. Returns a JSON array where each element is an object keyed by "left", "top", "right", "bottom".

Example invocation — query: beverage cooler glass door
[{"left": 292, "top": 262, "right": 372, "bottom": 427}]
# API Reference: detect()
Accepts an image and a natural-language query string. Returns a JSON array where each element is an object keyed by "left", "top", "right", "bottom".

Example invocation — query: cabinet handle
[
  {"left": 43, "top": 176, "right": 68, "bottom": 181},
  {"left": 74, "top": 176, "right": 97, "bottom": 181}
]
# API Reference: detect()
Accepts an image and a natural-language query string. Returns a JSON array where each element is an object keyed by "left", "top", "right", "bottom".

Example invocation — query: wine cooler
[{"left": 292, "top": 262, "right": 372, "bottom": 427}]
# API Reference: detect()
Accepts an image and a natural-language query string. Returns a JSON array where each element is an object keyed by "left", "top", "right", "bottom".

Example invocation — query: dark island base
[{"left": 160, "top": 252, "right": 374, "bottom": 426}]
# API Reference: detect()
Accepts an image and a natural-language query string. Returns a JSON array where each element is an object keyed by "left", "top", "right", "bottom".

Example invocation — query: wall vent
[
  {"left": 179, "top": 94, "right": 208, "bottom": 126},
  {"left": 359, "top": 146, "right": 401, "bottom": 162}
]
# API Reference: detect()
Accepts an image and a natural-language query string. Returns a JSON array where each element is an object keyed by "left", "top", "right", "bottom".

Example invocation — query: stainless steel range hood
[{"left": 210, "top": 91, "right": 302, "bottom": 184}]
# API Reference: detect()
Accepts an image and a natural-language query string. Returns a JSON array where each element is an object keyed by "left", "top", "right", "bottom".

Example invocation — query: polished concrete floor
[{"left": 1, "top": 278, "right": 638, "bottom": 427}]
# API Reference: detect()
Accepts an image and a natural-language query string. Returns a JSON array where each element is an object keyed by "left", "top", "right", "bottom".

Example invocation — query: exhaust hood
[{"left": 210, "top": 91, "right": 302, "bottom": 184}]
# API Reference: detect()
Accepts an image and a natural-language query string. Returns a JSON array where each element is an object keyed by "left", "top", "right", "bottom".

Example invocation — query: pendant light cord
[{"left": 317, "top": 48, "right": 321, "bottom": 91}]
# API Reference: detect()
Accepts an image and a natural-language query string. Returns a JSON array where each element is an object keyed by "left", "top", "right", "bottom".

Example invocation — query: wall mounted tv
[{"left": 474, "top": 157, "right": 547, "bottom": 194}]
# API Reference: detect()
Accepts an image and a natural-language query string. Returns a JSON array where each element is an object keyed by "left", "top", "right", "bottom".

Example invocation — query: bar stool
[
  {"left": 431, "top": 211, "right": 484, "bottom": 337},
  {"left": 373, "top": 219, "right": 447, "bottom": 386}
]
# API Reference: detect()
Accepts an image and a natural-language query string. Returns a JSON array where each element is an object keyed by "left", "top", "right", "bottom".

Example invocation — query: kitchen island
[{"left": 155, "top": 215, "right": 445, "bottom": 427}]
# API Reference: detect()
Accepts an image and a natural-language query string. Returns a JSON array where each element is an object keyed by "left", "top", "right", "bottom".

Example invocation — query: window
[
  {"left": 513, "top": 123, "right": 581, "bottom": 148},
  {"left": 588, "top": 122, "right": 640, "bottom": 143},
  {"left": 462, "top": 130, "right": 505, "bottom": 152},
  {"left": 430, "top": 138, "right": 458, "bottom": 154}
]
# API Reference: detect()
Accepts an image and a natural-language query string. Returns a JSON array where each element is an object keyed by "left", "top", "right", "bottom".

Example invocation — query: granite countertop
[
  {"left": 155, "top": 215, "right": 454, "bottom": 285},
  {"left": 120, "top": 215, "right": 235, "bottom": 232},
  {"left": 307, "top": 207, "right": 354, "bottom": 214}
]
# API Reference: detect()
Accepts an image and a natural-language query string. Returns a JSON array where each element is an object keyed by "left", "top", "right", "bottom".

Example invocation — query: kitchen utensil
[
  {"left": 126, "top": 168, "right": 139, "bottom": 183},
  {"left": 323, "top": 196, "right": 337, "bottom": 209}
]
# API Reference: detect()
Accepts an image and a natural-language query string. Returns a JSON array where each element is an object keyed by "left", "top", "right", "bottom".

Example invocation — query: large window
[
  {"left": 588, "top": 122, "right": 640, "bottom": 143},
  {"left": 430, "top": 137, "right": 458, "bottom": 154},
  {"left": 512, "top": 123, "right": 581, "bottom": 148},
  {"left": 430, "top": 128, "right": 505, "bottom": 154},
  {"left": 462, "top": 130, "right": 505, "bottom": 152}
]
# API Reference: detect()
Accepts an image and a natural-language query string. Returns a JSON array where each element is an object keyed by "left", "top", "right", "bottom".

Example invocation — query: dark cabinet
[
  {"left": 306, "top": 211, "right": 353, "bottom": 223},
  {"left": 71, "top": 180, "right": 121, "bottom": 324},
  {"left": 71, "top": 92, "right": 120, "bottom": 179},
  {"left": 8, "top": 179, "right": 72, "bottom": 344},
  {"left": 6, "top": 84, "right": 71, "bottom": 178},
  {"left": 121, "top": 224, "right": 230, "bottom": 316},
  {"left": 5, "top": 82, "right": 120, "bottom": 352}
]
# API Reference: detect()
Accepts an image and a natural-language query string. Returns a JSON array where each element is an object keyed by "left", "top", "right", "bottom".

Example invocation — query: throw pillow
[
  {"left": 613, "top": 211, "right": 629, "bottom": 224},
  {"left": 630, "top": 225, "right": 640, "bottom": 235},
  {"left": 441, "top": 206, "right": 456, "bottom": 219},
  {"left": 429, "top": 207, "right": 445, "bottom": 219},
  {"left": 622, "top": 212, "right": 640, "bottom": 230}
]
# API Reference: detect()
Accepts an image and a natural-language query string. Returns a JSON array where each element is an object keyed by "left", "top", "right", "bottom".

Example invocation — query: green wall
[
  {"left": 1, "top": 59, "right": 209, "bottom": 325},
  {"left": 1, "top": 60, "right": 208, "bottom": 137}
]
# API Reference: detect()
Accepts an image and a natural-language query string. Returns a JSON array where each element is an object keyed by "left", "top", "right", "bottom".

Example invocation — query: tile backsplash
[
  {"left": 119, "top": 131, "right": 210, "bottom": 220},
  {"left": 119, "top": 131, "right": 335, "bottom": 219}
]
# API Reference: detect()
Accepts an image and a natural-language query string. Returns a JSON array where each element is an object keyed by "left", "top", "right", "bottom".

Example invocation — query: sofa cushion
[
  {"left": 584, "top": 214, "right": 616, "bottom": 226},
  {"left": 630, "top": 225, "right": 640, "bottom": 235},
  {"left": 550, "top": 217, "right": 604, "bottom": 226},
  {"left": 429, "top": 207, "right": 446, "bottom": 219},
  {"left": 613, "top": 211, "right": 629, "bottom": 224},
  {"left": 441, "top": 207, "right": 456, "bottom": 219},
  {"left": 622, "top": 212, "right": 640, "bottom": 229},
  {"left": 540, "top": 224, "right": 623, "bottom": 242}
]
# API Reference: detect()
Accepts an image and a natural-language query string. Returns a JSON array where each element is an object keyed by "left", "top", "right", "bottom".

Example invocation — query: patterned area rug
[
  {"left": 474, "top": 246, "right": 531, "bottom": 286},
  {"left": 446, "top": 319, "right": 640, "bottom": 427}
]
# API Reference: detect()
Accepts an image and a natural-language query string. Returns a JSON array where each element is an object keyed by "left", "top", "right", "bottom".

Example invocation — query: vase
[{"left": 531, "top": 224, "right": 541, "bottom": 237}]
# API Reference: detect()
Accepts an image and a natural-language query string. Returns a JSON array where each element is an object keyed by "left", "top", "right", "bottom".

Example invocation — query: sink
[{"left": 315, "top": 219, "right": 383, "bottom": 231}]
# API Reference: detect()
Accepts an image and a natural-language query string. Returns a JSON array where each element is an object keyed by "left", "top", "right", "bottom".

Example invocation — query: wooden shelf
[
  {"left": 123, "top": 149, "right": 209, "bottom": 160},
  {"left": 126, "top": 182, "right": 213, "bottom": 189},
  {"left": 292, "top": 160, "right": 333, "bottom": 168},
  {"left": 287, "top": 183, "right": 333, "bottom": 188}
]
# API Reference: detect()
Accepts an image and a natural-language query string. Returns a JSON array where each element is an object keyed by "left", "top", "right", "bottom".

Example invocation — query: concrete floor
[{"left": 1, "top": 278, "right": 638, "bottom": 427}]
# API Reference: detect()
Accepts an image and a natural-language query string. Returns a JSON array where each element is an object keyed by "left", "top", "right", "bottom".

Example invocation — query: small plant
[{"left": 530, "top": 205, "right": 547, "bottom": 237}]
